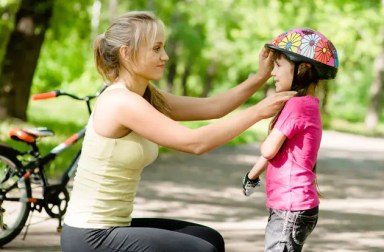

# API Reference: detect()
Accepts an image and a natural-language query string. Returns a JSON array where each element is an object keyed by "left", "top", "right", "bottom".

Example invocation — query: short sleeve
[{"left": 274, "top": 99, "right": 304, "bottom": 139}]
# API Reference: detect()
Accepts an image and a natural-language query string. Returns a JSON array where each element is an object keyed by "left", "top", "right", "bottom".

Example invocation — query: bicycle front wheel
[{"left": 0, "top": 145, "right": 31, "bottom": 247}]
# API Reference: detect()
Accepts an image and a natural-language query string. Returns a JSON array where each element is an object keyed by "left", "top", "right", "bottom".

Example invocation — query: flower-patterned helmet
[{"left": 265, "top": 28, "right": 338, "bottom": 80}]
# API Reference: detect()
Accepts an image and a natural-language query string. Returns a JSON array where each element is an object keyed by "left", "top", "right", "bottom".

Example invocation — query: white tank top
[{"left": 64, "top": 113, "right": 158, "bottom": 228}]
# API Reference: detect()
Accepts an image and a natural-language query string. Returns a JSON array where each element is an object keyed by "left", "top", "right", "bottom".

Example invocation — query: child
[{"left": 241, "top": 28, "right": 339, "bottom": 251}]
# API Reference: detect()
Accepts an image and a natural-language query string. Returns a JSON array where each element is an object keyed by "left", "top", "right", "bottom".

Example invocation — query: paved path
[{"left": 1, "top": 131, "right": 384, "bottom": 252}]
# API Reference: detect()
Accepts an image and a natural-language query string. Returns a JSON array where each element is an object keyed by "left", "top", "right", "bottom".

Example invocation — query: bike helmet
[{"left": 265, "top": 28, "right": 338, "bottom": 80}]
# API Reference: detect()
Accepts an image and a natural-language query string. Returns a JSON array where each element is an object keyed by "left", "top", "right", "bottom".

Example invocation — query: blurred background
[
  {"left": 0, "top": 0, "right": 383, "bottom": 174},
  {"left": 1, "top": 1, "right": 384, "bottom": 251}
]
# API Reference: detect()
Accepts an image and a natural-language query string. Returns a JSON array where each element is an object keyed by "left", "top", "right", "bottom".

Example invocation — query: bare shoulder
[
  {"left": 97, "top": 88, "right": 146, "bottom": 111},
  {"left": 92, "top": 88, "right": 149, "bottom": 137}
]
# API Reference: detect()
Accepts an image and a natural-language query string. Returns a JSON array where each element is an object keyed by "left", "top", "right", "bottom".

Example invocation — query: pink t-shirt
[{"left": 266, "top": 96, "right": 321, "bottom": 211}]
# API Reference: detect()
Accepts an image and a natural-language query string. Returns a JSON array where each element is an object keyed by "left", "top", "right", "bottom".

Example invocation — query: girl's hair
[
  {"left": 268, "top": 50, "right": 323, "bottom": 197},
  {"left": 268, "top": 51, "right": 320, "bottom": 132},
  {"left": 93, "top": 11, "right": 170, "bottom": 116}
]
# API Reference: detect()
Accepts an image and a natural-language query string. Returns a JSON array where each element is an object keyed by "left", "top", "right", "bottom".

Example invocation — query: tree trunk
[
  {"left": 0, "top": 0, "right": 54, "bottom": 121},
  {"left": 91, "top": 0, "right": 101, "bottom": 39},
  {"left": 109, "top": 0, "right": 118, "bottom": 23},
  {"left": 319, "top": 80, "right": 329, "bottom": 114},
  {"left": 365, "top": 51, "right": 384, "bottom": 129},
  {"left": 166, "top": 42, "right": 177, "bottom": 93},
  {"left": 203, "top": 63, "right": 217, "bottom": 97},
  {"left": 365, "top": 27, "right": 384, "bottom": 130},
  {"left": 181, "top": 62, "right": 192, "bottom": 96}
]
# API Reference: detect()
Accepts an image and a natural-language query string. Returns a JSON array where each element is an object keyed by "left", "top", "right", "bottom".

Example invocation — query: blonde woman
[{"left": 61, "top": 11, "right": 295, "bottom": 252}]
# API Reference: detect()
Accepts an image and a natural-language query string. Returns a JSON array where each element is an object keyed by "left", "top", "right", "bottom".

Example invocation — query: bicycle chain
[{"left": 43, "top": 184, "right": 69, "bottom": 218}]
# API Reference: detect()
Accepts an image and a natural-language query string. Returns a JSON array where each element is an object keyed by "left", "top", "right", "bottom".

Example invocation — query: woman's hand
[
  {"left": 255, "top": 91, "right": 296, "bottom": 119},
  {"left": 256, "top": 47, "right": 274, "bottom": 81}
]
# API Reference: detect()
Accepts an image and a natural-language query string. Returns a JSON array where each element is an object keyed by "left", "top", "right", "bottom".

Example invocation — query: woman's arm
[
  {"left": 163, "top": 48, "right": 274, "bottom": 121},
  {"left": 100, "top": 89, "right": 294, "bottom": 155}
]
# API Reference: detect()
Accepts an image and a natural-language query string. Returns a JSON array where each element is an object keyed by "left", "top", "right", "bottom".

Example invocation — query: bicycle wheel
[{"left": 0, "top": 145, "right": 31, "bottom": 247}]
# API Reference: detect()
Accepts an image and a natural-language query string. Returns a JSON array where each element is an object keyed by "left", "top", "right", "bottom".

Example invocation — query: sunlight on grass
[
  {"left": 28, "top": 98, "right": 90, "bottom": 127},
  {"left": 330, "top": 118, "right": 384, "bottom": 137}
]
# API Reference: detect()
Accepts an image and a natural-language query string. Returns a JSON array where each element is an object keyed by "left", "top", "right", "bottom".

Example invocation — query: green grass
[
  {"left": 1, "top": 99, "right": 383, "bottom": 177},
  {"left": 328, "top": 118, "right": 384, "bottom": 137}
]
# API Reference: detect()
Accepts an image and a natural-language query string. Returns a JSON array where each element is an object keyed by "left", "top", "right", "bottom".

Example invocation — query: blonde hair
[{"left": 93, "top": 11, "right": 170, "bottom": 115}]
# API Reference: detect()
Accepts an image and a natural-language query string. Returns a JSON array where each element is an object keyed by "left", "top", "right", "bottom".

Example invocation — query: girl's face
[
  {"left": 271, "top": 55, "right": 295, "bottom": 92},
  {"left": 133, "top": 29, "right": 169, "bottom": 81}
]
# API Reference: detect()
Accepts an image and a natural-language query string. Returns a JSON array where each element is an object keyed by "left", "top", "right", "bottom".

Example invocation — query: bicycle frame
[
  {"left": 44, "top": 127, "right": 86, "bottom": 187},
  {"left": 0, "top": 85, "right": 106, "bottom": 244},
  {"left": 1, "top": 128, "right": 84, "bottom": 202},
  {"left": 32, "top": 128, "right": 85, "bottom": 185}
]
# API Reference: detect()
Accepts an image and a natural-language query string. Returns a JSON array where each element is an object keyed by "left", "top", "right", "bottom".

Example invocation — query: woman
[{"left": 61, "top": 11, "right": 295, "bottom": 252}]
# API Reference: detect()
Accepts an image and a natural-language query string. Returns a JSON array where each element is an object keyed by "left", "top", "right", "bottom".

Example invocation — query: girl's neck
[{"left": 307, "top": 84, "right": 316, "bottom": 96}]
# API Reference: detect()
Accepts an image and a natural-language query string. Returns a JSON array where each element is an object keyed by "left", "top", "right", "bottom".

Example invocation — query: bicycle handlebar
[
  {"left": 31, "top": 85, "right": 107, "bottom": 101},
  {"left": 32, "top": 91, "right": 61, "bottom": 100}
]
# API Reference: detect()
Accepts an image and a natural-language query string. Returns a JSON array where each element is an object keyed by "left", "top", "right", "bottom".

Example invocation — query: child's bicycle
[{"left": 0, "top": 85, "right": 106, "bottom": 247}]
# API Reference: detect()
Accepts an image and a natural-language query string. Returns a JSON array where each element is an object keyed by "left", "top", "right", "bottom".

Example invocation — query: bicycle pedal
[{"left": 30, "top": 174, "right": 42, "bottom": 184}]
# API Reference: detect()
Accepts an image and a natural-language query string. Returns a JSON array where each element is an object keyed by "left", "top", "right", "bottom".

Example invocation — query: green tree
[{"left": 0, "top": 0, "right": 54, "bottom": 120}]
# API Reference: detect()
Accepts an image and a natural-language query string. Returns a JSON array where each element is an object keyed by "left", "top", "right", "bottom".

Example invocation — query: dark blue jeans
[{"left": 265, "top": 206, "right": 318, "bottom": 252}]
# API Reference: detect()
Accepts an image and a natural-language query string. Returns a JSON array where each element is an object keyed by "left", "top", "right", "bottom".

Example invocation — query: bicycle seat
[{"left": 9, "top": 127, "right": 55, "bottom": 144}]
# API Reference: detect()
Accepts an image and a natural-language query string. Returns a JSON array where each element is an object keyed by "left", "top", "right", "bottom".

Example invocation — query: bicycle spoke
[{"left": 0, "top": 153, "right": 31, "bottom": 246}]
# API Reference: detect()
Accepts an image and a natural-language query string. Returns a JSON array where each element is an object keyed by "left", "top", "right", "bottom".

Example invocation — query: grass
[
  {"left": 328, "top": 118, "right": 384, "bottom": 137},
  {"left": 1, "top": 99, "right": 383, "bottom": 177}
]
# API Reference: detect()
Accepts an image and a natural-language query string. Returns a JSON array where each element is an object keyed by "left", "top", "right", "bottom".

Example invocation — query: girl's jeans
[{"left": 265, "top": 206, "right": 318, "bottom": 252}]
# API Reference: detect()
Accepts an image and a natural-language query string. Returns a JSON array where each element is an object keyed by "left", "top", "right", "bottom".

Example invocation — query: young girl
[
  {"left": 60, "top": 11, "right": 295, "bottom": 252},
  {"left": 242, "top": 28, "right": 339, "bottom": 251}
]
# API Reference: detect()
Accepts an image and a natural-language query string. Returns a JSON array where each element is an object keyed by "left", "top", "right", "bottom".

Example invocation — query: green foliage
[
  {"left": 0, "top": 0, "right": 383, "bottom": 145},
  {"left": 27, "top": 1, "right": 384, "bottom": 129},
  {"left": 32, "top": 0, "right": 94, "bottom": 92}
]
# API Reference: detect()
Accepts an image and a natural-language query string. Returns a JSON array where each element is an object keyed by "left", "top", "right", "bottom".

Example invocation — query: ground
[{"left": 1, "top": 130, "right": 384, "bottom": 252}]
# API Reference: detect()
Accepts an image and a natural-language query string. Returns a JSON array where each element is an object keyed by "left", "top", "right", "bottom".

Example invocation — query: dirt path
[{"left": 1, "top": 131, "right": 384, "bottom": 252}]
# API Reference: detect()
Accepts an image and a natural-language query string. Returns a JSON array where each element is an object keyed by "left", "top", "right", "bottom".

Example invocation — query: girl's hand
[
  {"left": 242, "top": 172, "right": 261, "bottom": 196},
  {"left": 255, "top": 91, "right": 296, "bottom": 119}
]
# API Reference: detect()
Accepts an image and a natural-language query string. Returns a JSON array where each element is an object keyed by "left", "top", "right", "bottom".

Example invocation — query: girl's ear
[{"left": 298, "top": 62, "right": 312, "bottom": 74}]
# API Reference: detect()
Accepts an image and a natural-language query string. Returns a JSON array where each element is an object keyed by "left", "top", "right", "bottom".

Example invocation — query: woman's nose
[{"left": 161, "top": 50, "right": 169, "bottom": 61}]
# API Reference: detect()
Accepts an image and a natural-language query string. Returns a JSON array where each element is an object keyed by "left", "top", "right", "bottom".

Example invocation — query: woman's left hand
[{"left": 257, "top": 47, "right": 274, "bottom": 80}]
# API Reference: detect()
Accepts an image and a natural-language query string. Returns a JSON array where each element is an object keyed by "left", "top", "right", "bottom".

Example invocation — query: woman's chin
[{"left": 152, "top": 75, "right": 163, "bottom": 81}]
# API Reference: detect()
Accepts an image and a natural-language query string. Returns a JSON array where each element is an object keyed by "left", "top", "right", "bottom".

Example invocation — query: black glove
[{"left": 242, "top": 172, "right": 261, "bottom": 196}]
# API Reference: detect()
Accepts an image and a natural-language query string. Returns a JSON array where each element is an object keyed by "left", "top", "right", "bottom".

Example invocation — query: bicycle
[{"left": 0, "top": 85, "right": 106, "bottom": 247}]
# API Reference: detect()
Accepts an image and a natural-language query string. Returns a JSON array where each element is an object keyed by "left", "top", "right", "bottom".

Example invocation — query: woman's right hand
[{"left": 255, "top": 91, "right": 296, "bottom": 119}]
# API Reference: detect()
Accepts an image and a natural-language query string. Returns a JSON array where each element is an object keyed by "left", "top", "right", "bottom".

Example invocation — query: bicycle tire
[{"left": 0, "top": 145, "right": 31, "bottom": 247}]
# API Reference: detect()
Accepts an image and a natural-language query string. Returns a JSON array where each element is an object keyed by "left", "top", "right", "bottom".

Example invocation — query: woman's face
[
  {"left": 271, "top": 55, "right": 295, "bottom": 92},
  {"left": 133, "top": 29, "right": 169, "bottom": 81}
]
